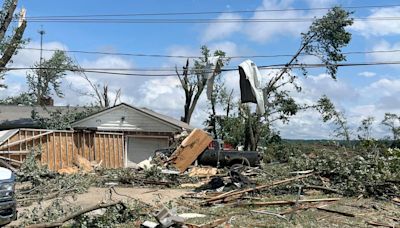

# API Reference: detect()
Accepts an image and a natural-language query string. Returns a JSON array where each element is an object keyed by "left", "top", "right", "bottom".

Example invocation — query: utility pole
[
  {"left": 37, "top": 26, "right": 45, "bottom": 105},
  {"left": 38, "top": 26, "right": 45, "bottom": 67}
]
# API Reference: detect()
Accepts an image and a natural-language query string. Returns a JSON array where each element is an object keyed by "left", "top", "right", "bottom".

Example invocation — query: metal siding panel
[{"left": 126, "top": 137, "right": 168, "bottom": 165}]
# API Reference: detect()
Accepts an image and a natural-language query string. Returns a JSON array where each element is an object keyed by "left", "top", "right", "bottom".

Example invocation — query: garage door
[{"left": 127, "top": 137, "right": 169, "bottom": 165}]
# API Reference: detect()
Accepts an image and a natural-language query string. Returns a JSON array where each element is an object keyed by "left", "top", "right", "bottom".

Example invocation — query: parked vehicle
[
  {"left": 155, "top": 139, "right": 262, "bottom": 167},
  {"left": 0, "top": 167, "right": 17, "bottom": 226}
]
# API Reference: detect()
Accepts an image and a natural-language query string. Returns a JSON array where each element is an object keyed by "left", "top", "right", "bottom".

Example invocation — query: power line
[
  {"left": 15, "top": 17, "right": 400, "bottom": 24},
  {"left": 3, "top": 61, "right": 400, "bottom": 76},
  {"left": 24, "top": 4, "right": 400, "bottom": 18},
  {"left": 18, "top": 47, "right": 400, "bottom": 59}
]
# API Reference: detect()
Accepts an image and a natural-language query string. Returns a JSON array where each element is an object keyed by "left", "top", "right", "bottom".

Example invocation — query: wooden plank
[
  {"left": 0, "top": 131, "right": 53, "bottom": 151},
  {"left": 106, "top": 135, "right": 111, "bottom": 168},
  {"left": 61, "top": 132, "right": 67, "bottom": 169},
  {"left": 18, "top": 131, "right": 22, "bottom": 162},
  {"left": 121, "top": 135, "right": 124, "bottom": 167},
  {"left": 101, "top": 134, "right": 106, "bottom": 167},
  {"left": 93, "top": 133, "right": 97, "bottom": 162},
  {"left": 112, "top": 134, "right": 116, "bottom": 168},
  {"left": 66, "top": 132, "right": 69, "bottom": 166},
  {"left": 116, "top": 135, "right": 120, "bottom": 168},
  {"left": 0, "top": 151, "right": 29, "bottom": 155},
  {"left": 170, "top": 129, "right": 213, "bottom": 173}
]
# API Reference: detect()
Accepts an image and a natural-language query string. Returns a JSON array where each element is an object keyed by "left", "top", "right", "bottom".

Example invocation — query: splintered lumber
[
  {"left": 203, "top": 174, "right": 313, "bottom": 205},
  {"left": 234, "top": 198, "right": 341, "bottom": 207},
  {"left": 170, "top": 128, "right": 213, "bottom": 173}
]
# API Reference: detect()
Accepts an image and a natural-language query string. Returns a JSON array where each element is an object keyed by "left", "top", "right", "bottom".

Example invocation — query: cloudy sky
[{"left": 2, "top": 0, "right": 400, "bottom": 139}]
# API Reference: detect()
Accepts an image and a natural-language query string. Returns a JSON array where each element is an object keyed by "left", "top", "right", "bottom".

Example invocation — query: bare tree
[
  {"left": 176, "top": 46, "right": 227, "bottom": 124},
  {"left": 77, "top": 72, "right": 121, "bottom": 108}
]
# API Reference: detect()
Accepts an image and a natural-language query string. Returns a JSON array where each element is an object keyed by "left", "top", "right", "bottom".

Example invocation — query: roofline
[{"left": 71, "top": 103, "right": 191, "bottom": 131}]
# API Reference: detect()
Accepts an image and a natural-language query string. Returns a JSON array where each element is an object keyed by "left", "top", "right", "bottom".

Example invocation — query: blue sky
[{"left": 2, "top": 0, "right": 400, "bottom": 139}]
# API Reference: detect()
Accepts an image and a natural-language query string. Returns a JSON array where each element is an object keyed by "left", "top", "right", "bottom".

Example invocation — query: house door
[{"left": 127, "top": 137, "right": 169, "bottom": 165}]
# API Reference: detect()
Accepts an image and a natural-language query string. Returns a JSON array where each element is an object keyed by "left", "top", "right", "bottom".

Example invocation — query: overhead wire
[
  {"left": 3, "top": 61, "right": 400, "bottom": 77},
  {"left": 13, "top": 17, "right": 400, "bottom": 24},
  {"left": 23, "top": 4, "right": 400, "bottom": 18},
  {"left": 18, "top": 47, "right": 400, "bottom": 59}
]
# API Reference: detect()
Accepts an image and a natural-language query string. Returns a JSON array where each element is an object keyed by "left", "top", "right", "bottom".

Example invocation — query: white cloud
[
  {"left": 352, "top": 7, "right": 400, "bottom": 37},
  {"left": 368, "top": 40, "right": 400, "bottom": 66},
  {"left": 202, "top": 13, "right": 243, "bottom": 42},
  {"left": 358, "top": 71, "right": 376, "bottom": 78}
]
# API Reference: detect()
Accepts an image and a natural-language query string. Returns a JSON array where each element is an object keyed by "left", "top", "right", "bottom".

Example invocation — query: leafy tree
[
  {"left": 357, "top": 116, "right": 374, "bottom": 141},
  {"left": 0, "top": 0, "right": 27, "bottom": 88},
  {"left": 27, "top": 50, "right": 77, "bottom": 105},
  {"left": 176, "top": 45, "right": 228, "bottom": 124},
  {"left": 221, "top": 7, "right": 353, "bottom": 150},
  {"left": 316, "top": 95, "right": 351, "bottom": 142},
  {"left": 381, "top": 113, "right": 400, "bottom": 140}
]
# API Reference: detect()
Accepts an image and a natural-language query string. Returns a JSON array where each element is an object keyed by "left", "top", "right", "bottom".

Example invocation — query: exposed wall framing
[{"left": 0, "top": 129, "right": 124, "bottom": 171}]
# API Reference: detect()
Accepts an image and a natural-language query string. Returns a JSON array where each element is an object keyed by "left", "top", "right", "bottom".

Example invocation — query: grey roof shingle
[{"left": 0, "top": 105, "right": 86, "bottom": 130}]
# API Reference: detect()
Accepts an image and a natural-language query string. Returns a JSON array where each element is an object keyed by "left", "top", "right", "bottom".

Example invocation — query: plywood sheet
[{"left": 170, "top": 128, "right": 212, "bottom": 173}]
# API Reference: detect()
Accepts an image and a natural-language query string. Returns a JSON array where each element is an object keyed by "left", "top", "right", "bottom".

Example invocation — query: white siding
[
  {"left": 127, "top": 137, "right": 168, "bottom": 164},
  {"left": 73, "top": 105, "right": 178, "bottom": 132}
]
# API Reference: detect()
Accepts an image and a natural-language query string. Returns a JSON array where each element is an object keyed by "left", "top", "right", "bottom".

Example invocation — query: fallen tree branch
[
  {"left": 366, "top": 221, "right": 395, "bottom": 227},
  {"left": 250, "top": 210, "right": 288, "bottom": 221},
  {"left": 25, "top": 201, "right": 123, "bottom": 228},
  {"left": 303, "top": 185, "right": 342, "bottom": 194},
  {"left": 203, "top": 174, "right": 313, "bottom": 205},
  {"left": 316, "top": 207, "right": 355, "bottom": 217},
  {"left": 232, "top": 198, "right": 341, "bottom": 207}
]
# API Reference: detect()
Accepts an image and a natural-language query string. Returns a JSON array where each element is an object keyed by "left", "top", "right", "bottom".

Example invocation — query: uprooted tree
[
  {"left": 0, "top": 0, "right": 27, "bottom": 88},
  {"left": 221, "top": 7, "right": 354, "bottom": 150},
  {"left": 176, "top": 45, "right": 228, "bottom": 124}
]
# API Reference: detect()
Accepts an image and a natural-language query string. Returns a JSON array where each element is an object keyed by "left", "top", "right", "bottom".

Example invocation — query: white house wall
[{"left": 72, "top": 105, "right": 179, "bottom": 132}]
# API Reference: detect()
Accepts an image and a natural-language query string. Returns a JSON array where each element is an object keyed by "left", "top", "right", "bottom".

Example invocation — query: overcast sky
[{"left": 2, "top": 0, "right": 400, "bottom": 139}]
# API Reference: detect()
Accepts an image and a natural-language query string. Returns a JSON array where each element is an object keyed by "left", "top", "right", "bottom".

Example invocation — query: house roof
[
  {"left": 72, "top": 103, "right": 193, "bottom": 131},
  {"left": 0, "top": 105, "right": 87, "bottom": 130}
]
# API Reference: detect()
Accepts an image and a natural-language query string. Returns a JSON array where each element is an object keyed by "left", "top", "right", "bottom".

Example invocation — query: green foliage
[
  {"left": 27, "top": 50, "right": 78, "bottom": 105},
  {"left": 20, "top": 198, "right": 82, "bottom": 226},
  {"left": 302, "top": 6, "right": 353, "bottom": 79},
  {"left": 74, "top": 202, "right": 142, "bottom": 228},
  {"left": 381, "top": 113, "right": 400, "bottom": 140},
  {"left": 17, "top": 148, "right": 54, "bottom": 186},
  {"left": 31, "top": 105, "right": 100, "bottom": 130},
  {"left": 316, "top": 95, "right": 351, "bottom": 141},
  {"left": 0, "top": 91, "right": 37, "bottom": 105},
  {"left": 288, "top": 145, "right": 400, "bottom": 197}
]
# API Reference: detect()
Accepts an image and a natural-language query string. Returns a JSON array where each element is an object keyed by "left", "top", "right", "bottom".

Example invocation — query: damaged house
[{"left": 0, "top": 103, "right": 192, "bottom": 170}]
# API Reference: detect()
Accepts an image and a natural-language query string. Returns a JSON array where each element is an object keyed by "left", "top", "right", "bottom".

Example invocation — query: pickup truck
[
  {"left": 155, "top": 139, "right": 262, "bottom": 167},
  {"left": 0, "top": 167, "right": 16, "bottom": 226}
]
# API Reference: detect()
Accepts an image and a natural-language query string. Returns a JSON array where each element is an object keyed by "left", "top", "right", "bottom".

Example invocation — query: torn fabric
[{"left": 238, "top": 60, "right": 265, "bottom": 115}]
